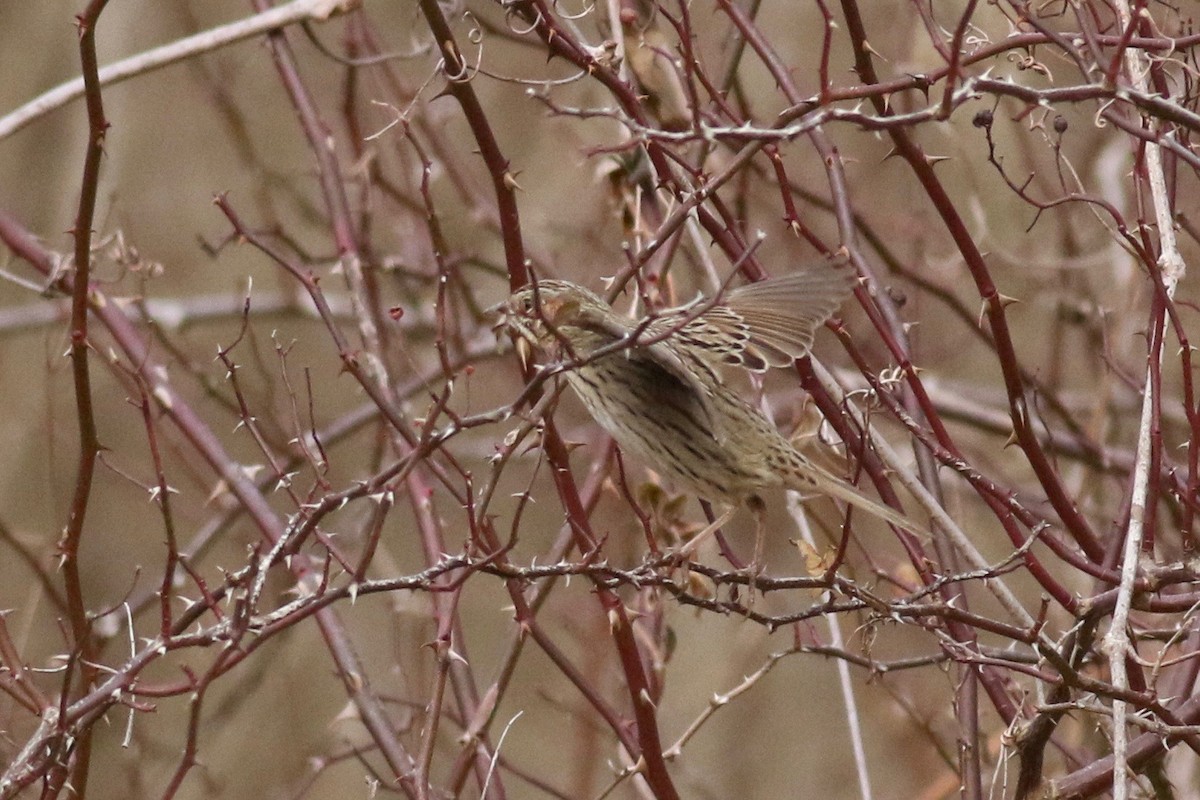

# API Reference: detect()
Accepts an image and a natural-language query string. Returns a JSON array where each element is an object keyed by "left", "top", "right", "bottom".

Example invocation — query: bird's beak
[
  {"left": 488, "top": 295, "right": 541, "bottom": 371},
  {"left": 488, "top": 299, "right": 531, "bottom": 368},
  {"left": 514, "top": 336, "right": 531, "bottom": 370}
]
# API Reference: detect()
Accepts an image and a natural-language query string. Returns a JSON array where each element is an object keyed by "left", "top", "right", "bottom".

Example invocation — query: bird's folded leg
[{"left": 746, "top": 495, "right": 767, "bottom": 602}]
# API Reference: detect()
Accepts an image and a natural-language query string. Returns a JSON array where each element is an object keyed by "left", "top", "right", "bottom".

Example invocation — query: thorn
[{"left": 997, "top": 293, "right": 1021, "bottom": 308}]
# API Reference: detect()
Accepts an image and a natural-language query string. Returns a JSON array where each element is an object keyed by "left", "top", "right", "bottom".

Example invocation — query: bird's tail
[{"left": 789, "top": 458, "right": 928, "bottom": 538}]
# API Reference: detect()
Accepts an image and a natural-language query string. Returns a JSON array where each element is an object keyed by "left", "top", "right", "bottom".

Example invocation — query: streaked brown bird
[{"left": 501, "top": 258, "right": 921, "bottom": 557}]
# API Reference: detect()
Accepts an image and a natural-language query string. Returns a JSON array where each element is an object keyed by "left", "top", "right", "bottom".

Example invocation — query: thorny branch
[{"left": 1, "top": 1, "right": 1200, "bottom": 798}]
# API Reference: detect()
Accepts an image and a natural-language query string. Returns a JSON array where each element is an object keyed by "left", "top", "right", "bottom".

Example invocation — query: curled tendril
[
  {"left": 1006, "top": 51, "right": 1054, "bottom": 80},
  {"left": 964, "top": 33, "right": 993, "bottom": 49},
  {"left": 552, "top": 0, "right": 597, "bottom": 22},
  {"left": 440, "top": 37, "right": 483, "bottom": 83},
  {"left": 463, "top": 10, "right": 485, "bottom": 46},
  {"left": 445, "top": 10, "right": 587, "bottom": 90},
  {"left": 459, "top": 9, "right": 585, "bottom": 87},
  {"left": 504, "top": 6, "right": 543, "bottom": 36},
  {"left": 478, "top": 67, "right": 589, "bottom": 87},
  {"left": 1154, "top": 51, "right": 1199, "bottom": 85}
]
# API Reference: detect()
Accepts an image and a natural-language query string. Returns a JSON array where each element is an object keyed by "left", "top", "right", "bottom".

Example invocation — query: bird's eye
[{"left": 521, "top": 295, "right": 534, "bottom": 312}]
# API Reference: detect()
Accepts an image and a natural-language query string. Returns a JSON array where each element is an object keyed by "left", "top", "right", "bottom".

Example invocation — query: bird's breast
[{"left": 562, "top": 351, "right": 768, "bottom": 501}]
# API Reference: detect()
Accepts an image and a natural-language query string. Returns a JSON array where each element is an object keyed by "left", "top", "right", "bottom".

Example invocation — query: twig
[
  {"left": 0, "top": 0, "right": 358, "bottom": 141},
  {"left": 1101, "top": 2, "right": 1187, "bottom": 797}
]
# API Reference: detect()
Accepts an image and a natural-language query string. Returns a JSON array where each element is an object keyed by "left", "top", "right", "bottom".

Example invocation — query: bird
[{"left": 499, "top": 257, "right": 922, "bottom": 563}]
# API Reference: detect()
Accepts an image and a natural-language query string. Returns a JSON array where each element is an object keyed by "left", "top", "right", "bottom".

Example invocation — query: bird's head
[{"left": 498, "top": 280, "right": 610, "bottom": 362}]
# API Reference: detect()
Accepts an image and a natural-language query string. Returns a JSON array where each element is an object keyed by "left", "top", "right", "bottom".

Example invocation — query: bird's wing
[
  {"left": 659, "top": 257, "right": 857, "bottom": 371},
  {"left": 568, "top": 303, "right": 724, "bottom": 438}
]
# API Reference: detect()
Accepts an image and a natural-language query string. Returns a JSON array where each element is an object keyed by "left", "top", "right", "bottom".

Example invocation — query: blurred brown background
[{"left": 2, "top": 1, "right": 1198, "bottom": 799}]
